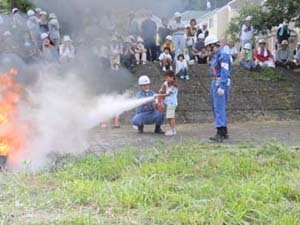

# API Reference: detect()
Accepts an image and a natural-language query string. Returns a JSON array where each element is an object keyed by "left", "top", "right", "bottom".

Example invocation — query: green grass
[{"left": 1, "top": 142, "right": 300, "bottom": 224}]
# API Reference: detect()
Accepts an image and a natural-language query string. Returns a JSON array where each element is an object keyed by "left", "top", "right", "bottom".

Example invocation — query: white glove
[{"left": 217, "top": 87, "right": 225, "bottom": 96}]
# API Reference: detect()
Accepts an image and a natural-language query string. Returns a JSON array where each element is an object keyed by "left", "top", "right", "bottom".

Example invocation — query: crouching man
[{"left": 132, "top": 75, "right": 165, "bottom": 134}]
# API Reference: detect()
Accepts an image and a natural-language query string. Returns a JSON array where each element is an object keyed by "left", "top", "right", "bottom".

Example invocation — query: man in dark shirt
[
  {"left": 158, "top": 17, "right": 171, "bottom": 46},
  {"left": 141, "top": 13, "right": 157, "bottom": 61},
  {"left": 277, "top": 21, "right": 291, "bottom": 45}
]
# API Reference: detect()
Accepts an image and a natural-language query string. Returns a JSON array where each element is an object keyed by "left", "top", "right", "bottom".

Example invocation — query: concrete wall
[{"left": 123, "top": 63, "right": 300, "bottom": 124}]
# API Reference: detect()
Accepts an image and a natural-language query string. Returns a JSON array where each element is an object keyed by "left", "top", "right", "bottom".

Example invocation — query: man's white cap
[
  {"left": 3, "top": 31, "right": 12, "bottom": 36},
  {"left": 138, "top": 75, "right": 151, "bottom": 85},
  {"left": 39, "top": 11, "right": 47, "bottom": 16},
  {"left": 49, "top": 13, "right": 57, "bottom": 19},
  {"left": 198, "top": 33, "right": 205, "bottom": 39},
  {"left": 63, "top": 35, "right": 72, "bottom": 42},
  {"left": 281, "top": 40, "right": 288, "bottom": 45},
  {"left": 174, "top": 12, "right": 182, "bottom": 18},
  {"left": 283, "top": 21, "right": 288, "bottom": 26},
  {"left": 258, "top": 39, "right": 266, "bottom": 44},
  {"left": 243, "top": 43, "right": 252, "bottom": 50},
  {"left": 166, "top": 35, "right": 173, "bottom": 41},
  {"left": 204, "top": 35, "right": 219, "bottom": 46},
  {"left": 40, "top": 33, "right": 49, "bottom": 39},
  {"left": 12, "top": 8, "right": 19, "bottom": 14},
  {"left": 245, "top": 16, "right": 252, "bottom": 21},
  {"left": 27, "top": 10, "right": 35, "bottom": 17},
  {"left": 202, "top": 22, "right": 208, "bottom": 26},
  {"left": 137, "top": 36, "right": 144, "bottom": 43},
  {"left": 35, "top": 8, "right": 42, "bottom": 13}
]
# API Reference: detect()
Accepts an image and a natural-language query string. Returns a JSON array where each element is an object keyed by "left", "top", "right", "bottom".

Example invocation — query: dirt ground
[{"left": 88, "top": 120, "right": 300, "bottom": 152}]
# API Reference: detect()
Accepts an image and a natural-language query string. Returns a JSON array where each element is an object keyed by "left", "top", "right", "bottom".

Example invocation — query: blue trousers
[
  {"left": 240, "top": 60, "right": 256, "bottom": 70},
  {"left": 132, "top": 111, "right": 165, "bottom": 126},
  {"left": 211, "top": 80, "right": 230, "bottom": 128}
]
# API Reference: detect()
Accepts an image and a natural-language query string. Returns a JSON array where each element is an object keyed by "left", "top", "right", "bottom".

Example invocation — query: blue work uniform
[
  {"left": 131, "top": 90, "right": 165, "bottom": 126},
  {"left": 209, "top": 48, "right": 232, "bottom": 128}
]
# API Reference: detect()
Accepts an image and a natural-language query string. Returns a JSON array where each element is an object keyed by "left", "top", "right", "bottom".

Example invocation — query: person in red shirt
[{"left": 254, "top": 39, "right": 275, "bottom": 68}]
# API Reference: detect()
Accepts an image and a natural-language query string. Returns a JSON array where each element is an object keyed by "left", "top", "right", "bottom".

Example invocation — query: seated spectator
[
  {"left": 294, "top": 42, "right": 300, "bottom": 56},
  {"left": 41, "top": 33, "right": 57, "bottom": 62},
  {"left": 192, "top": 33, "right": 205, "bottom": 62},
  {"left": 110, "top": 37, "right": 121, "bottom": 71},
  {"left": 240, "top": 43, "right": 257, "bottom": 70},
  {"left": 186, "top": 18, "right": 197, "bottom": 58},
  {"left": 175, "top": 54, "right": 190, "bottom": 80},
  {"left": 275, "top": 40, "right": 294, "bottom": 69},
  {"left": 161, "top": 35, "right": 175, "bottom": 59},
  {"left": 197, "top": 47, "right": 208, "bottom": 64},
  {"left": 59, "top": 35, "right": 75, "bottom": 63},
  {"left": 135, "top": 37, "right": 147, "bottom": 65},
  {"left": 223, "top": 40, "right": 238, "bottom": 62},
  {"left": 122, "top": 39, "right": 135, "bottom": 71},
  {"left": 159, "top": 47, "right": 173, "bottom": 72},
  {"left": 254, "top": 39, "right": 275, "bottom": 68}
]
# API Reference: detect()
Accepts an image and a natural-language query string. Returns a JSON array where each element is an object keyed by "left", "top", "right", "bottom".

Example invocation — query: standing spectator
[
  {"left": 161, "top": 35, "right": 175, "bottom": 59},
  {"left": 35, "top": 8, "right": 42, "bottom": 18},
  {"left": 11, "top": 8, "right": 23, "bottom": 29},
  {"left": 254, "top": 39, "right": 275, "bottom": 68},
  {"left": 241, "top": 16, "right": 254, "bottom": 49},
  {"left": 192, "top": 33, "right": 205, "bottom": 62},
  {"left": 223, "top": 40, "right": 238, "bottom": 62},
  {"left": 240, "top": 43, "right": 256, "bottom": 70},
  {"left": 186, "top": 18, "right": 197, "bottom": 59},
  {"left": 110, "top": 37, "right": 121, "bottom": 71},
  {"left": 141, "top": 13, "right": 157, "bottom": 62},
  {"left": 26, "top": 10, "right": 40, "bottom": 47},
  {"left": 39, "top": 11, "right": 48, "bottom": 33},
  {"left": 122, "top": 39, "right": 135, "bottom": 71},
  {"left": 172, "top": 12, "right": 185, "bottom": 55},
  {"left": 158, "top": 71, "right": 178, "bottom": 136},
  {"left": 158, "top": 17, "right": 171, "bottom": 47},
  {"left": 135, "top": 37, "right": 147, "bottom": 65},
  {"left": 175, "top": 54, "right": 190, "bottom": 80},
  {"left": 197, "top": 22, "right": 209, "bottom": 38},
  {"left": 277, "top": 22, "right": 291, "bottom": 47},
  {"left": 59, "top": 35, "right": 75, "bottom": 63},
  {"left": 48, "top": 13, "right": 60, "bottom": 47},
  {"left": 159, "top": 47, "right": 173, "bottom": 71},
  {"left": 275, "top": 40, "right": 294, "bottom": 69},
  {"left": 128, "top": 12, "right": 140, "bottom": 38}
]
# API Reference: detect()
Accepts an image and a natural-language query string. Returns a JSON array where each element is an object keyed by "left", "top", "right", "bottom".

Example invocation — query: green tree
[{"left": 0, "top": 0, "right": 33, "bottom": 13}]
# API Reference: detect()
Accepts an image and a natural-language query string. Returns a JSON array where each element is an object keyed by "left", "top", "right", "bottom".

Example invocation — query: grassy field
[{"left": 0, "top": 142, "right": 300, "bottom": 225}]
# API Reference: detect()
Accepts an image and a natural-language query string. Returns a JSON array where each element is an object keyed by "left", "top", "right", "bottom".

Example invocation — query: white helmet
[
  {"left": 243, "top": 43, "right": 252, "bottom": 50},
  {"left": 198, "top": 33, "right": 205, "bottom": 39},
  {"left": 258, "top": 39, "right": 266, "bottom": 44},
  {"left": 166, "top": 35, "right": 173, "bottom": 41},
  {"left": 204, "top": 35, "right": 219, "bottom": 46},
  {"left": 63, "top": 35, "right": 72, "bottom": 42},
  {"left": 174, "top": 12, "right": 181, "bottom": 18},
  {"left": 12, "top": 8, "right": 19, "bottom": 14},
  {"left": 245, "top": 16, "right": 252, "bottom": 21},
  {"left": 138, "top": 75, "right": 151, "bottom": 85},
  {"left": 49, "top": 13, "right": 57, "bottom": 19},
  {"left": 137, "top": 36, "right": 144, "bottom": 43},
  {"left": 39, "top": 11, "right": 47, "bottom": 16},
  {"left": 40, "top": 33, "right": 49, "bottom": 39},
  {"left": 27, "top": 10, "right": 35, "bottom": 17}
]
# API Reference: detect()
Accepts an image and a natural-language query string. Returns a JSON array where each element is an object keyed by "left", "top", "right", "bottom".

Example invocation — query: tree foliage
[{"left": 226, "top": 0, "right": 300, "bottom": 42}]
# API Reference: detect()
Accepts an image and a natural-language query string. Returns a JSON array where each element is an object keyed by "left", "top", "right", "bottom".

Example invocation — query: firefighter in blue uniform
[
  {"left": 205, "top": 35, "right": 232, "bottom": 142},
  {"left": 131, "top": 75, "right": 165, "bottom": 134}
]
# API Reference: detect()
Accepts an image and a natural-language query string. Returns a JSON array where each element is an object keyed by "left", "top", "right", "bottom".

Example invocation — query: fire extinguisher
[{"left": 156, "top": 95, "right": 164, "bottom": 112}]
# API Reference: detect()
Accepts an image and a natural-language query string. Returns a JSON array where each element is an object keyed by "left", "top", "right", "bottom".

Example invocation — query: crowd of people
[{"left": 0, "top": 7, "right": 75, "bottom": 64}]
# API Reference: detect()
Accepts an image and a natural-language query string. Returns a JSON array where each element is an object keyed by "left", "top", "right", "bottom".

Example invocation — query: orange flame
[{"left": 0, "top": 69, "right": 26, "bottom": 157}]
